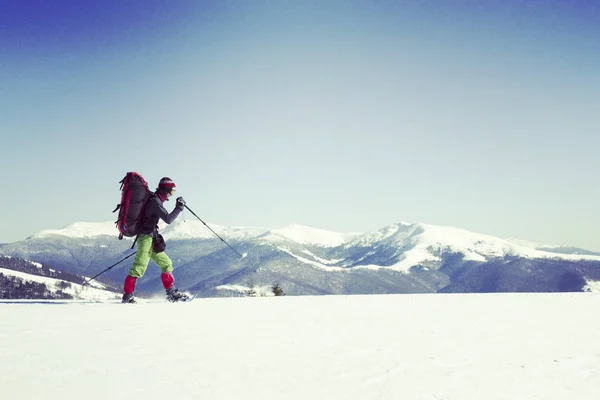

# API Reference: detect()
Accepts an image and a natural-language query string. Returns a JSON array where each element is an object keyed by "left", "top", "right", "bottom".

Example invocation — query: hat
[{"left": 158, "top": 177, "right": 176, "bottom": 191}]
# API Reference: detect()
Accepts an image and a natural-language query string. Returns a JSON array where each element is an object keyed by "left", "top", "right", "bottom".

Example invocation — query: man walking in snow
[{"left": 122, "top": 177, "right": 188, "bottom": 303}]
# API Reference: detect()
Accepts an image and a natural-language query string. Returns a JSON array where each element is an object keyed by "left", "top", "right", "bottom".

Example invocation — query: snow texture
[
  {"left": 584, "top": 280, "right": 600, "bottom": 292},
  {"left": 1, "top": 293, "right": 599, "bottom": 400}
]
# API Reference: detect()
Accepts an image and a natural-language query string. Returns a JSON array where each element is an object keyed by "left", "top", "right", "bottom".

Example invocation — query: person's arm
[
  {"left": 148, "top": 198, "right": 183, "bottom": 225},
  {"left": 159, "top": 202, "right": 183, "bottom": 224}
]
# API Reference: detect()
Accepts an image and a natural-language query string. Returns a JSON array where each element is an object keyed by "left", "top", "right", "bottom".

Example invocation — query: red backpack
[{"left": 113, "top": 172, "right": 151, "bottom": 239}]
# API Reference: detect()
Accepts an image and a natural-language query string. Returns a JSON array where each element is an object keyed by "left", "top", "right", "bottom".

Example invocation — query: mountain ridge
[
  {"left": 2, "top": 220, "right": 599, "bottom": 296},
  {"left": 18, "top": 220, "right": 599, "bottom": 257}
]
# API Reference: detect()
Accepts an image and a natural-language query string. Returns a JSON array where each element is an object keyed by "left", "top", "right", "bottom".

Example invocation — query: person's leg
[
  {"left": 151, "top": 250, "right": 174, "bottom": 289},
  {"left": 151, "top": 251, "right": 188, "bottom": 301},
  {"left": 123, "top": 234, "right": 153, "bottom": 296}
]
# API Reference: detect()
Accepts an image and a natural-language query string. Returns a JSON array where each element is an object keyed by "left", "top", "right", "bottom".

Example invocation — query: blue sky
[{"left": 1, "top": 0, "right": 599, "bottom": 249}]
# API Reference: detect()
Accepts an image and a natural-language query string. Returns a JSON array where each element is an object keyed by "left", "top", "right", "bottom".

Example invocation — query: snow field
[{"left": 1, "top": 293, "right": 599, "bottom": 400}]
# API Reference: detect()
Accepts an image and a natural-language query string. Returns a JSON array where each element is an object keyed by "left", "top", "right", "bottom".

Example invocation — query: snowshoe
[
  {"left": 166, "top": 287, "right": 190, "bottom": 302},
  {"left": 121, "top": 293, "right": 136, "bottom": 304}
]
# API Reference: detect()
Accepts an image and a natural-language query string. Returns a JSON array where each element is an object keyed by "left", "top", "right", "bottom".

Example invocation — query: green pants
[{"left": 128, "top": 234, "right": 173, "bottom": 278}]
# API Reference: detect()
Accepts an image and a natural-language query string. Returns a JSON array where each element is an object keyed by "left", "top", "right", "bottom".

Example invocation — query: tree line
[{"left": 0, "top": 273, "right": 73, "bottom": 300}]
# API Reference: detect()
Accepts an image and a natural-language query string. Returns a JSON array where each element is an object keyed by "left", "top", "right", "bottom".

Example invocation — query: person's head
[{"left": 156, "top": 177, "right": 176, "bottom": 200}]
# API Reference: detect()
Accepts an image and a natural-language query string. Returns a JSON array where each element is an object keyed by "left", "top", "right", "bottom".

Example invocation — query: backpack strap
[{"left": 119, "top": 175, "right": 128, "bottom": 191}]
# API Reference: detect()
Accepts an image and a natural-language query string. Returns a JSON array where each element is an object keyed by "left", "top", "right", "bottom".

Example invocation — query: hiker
[{"left": 121, "top": 177, "right": 187, "bottom": 303}]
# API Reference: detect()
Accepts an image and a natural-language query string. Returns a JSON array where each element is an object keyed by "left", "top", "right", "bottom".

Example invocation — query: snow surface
[
  {"left": 279, "top": 246, "right": 347, "bottom": 271},
  {"left": 505, "top": 237, "right": 558, "bottom": 249},
  {"left": 301, "top": 249, "right": 344, "bottom": 265},
  {"left": 215, "top": 284, "right": 251, "bottom": 293},
  {"left": 584, "top": 280, "right": 600, "bottom": 293},
  {"left": 1, "top": 293, "right": 599, "bottom": 400},
  {"left": 215, "top": 284, "right": 274, "bottom": 296}
]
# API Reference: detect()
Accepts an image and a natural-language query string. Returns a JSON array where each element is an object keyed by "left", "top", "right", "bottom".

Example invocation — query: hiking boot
[
  {"left": 166, "top": 287, "right": 189, "bottom": 302},
  {"left": 121, "top": 293, "right": 136, "bottom": 304}
]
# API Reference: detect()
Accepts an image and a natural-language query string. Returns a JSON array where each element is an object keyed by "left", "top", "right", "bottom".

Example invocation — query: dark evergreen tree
[{"left": 271, "top": 283, "right": 286, "bottom": 296}]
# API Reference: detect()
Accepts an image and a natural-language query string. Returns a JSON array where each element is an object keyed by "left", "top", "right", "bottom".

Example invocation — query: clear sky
[{"left": 1, "top": 0, "right": 599, "bottom": 249}]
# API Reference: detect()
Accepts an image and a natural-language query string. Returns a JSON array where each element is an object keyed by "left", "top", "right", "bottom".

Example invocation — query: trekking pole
[
  {"left": 82, "top": 252, "right": 136, "bottom": 286},
  {"left": 184, "top": 205, "right": 247, "bottom": 259}
]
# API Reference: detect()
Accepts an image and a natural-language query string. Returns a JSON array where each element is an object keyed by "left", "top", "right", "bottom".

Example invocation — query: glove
[{"left": 176, "top": 197, "right": 186, "bottom": 208}]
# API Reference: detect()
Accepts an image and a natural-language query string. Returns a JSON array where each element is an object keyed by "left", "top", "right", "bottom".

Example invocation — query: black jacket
[{"left": 139, "top": 194, "right": 183, "bottom": 235}]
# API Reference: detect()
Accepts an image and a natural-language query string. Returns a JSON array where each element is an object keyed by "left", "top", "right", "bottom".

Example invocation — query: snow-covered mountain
[
  {"left": 506, "top": 237, "right": 600, "bottom": 256},
  {"left": 28, "top": 220, "right": 356, "bottom": 245},
  {"left": 31, "top": 221, "right": 118, "bottom": 239},
  {"left": 1, "top": 220, "right": 599, "bottom": 296},
  {"left": 0, "top": 256, "right": 120, "bottom": 301},
  {"left": 341, "top": 222, "right": 600, "bottom": 272},
  {"left": 20, "top": 219, "right": 600, "bottom": 263}
]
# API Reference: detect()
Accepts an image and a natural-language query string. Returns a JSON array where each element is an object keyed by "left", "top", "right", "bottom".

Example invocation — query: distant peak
[
  {"left": 505, "top": 237, "right": 560, "bottom": 250},
  {"left": 271, "top": 224, "right": 348, "bottom": 247},
  {"left": 31, "top": 222, "right": 116, "bottom": 239}
]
